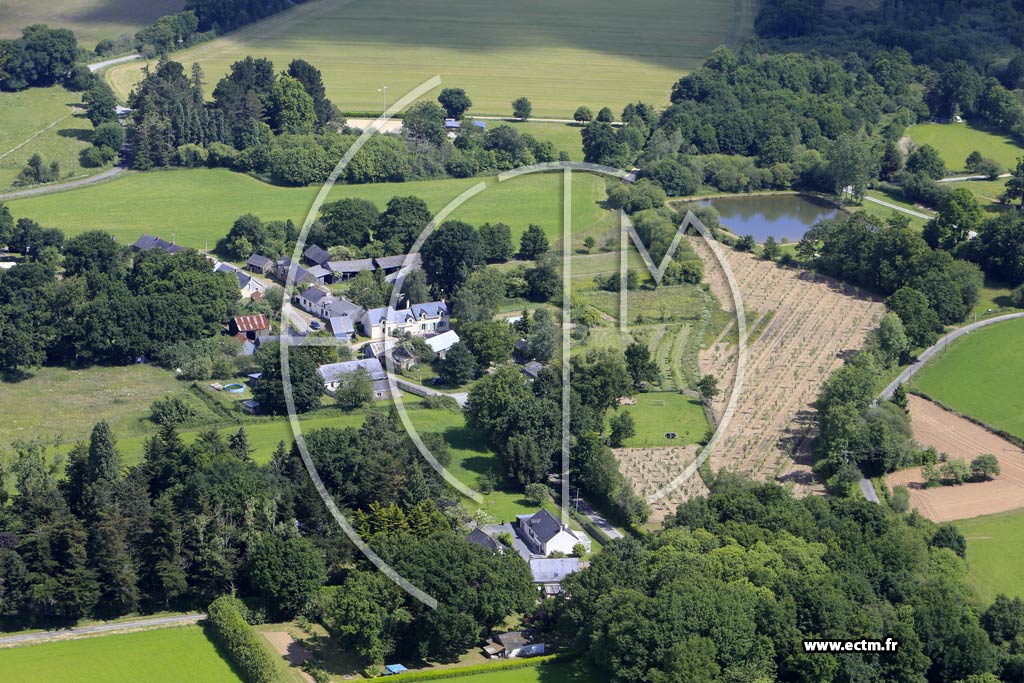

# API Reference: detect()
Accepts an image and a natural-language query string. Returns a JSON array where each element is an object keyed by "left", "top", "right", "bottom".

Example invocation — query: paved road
[
  {"left": 574, "top": 497, "right": 624, "bottom": 540},
  {"left": 88, "top": 54, "right": 142, "bottom": 72},
  {"left": 858, "top": 311, "right": 1024, "bottom": 502},
  {"left": 0, "top": 167, "right": 126, "bottom": 201},
  {"left": 863, "top": 194, "right": 934, "bottom": 220},
  {"left": 938, "top": 173, "right": 1011, "bottom": 183},
  {"left": 387, "top": 373, "right": 468, "bottom": 407},
  {"left": 0, "top": 613, "right": 204, "bottom": 646}
]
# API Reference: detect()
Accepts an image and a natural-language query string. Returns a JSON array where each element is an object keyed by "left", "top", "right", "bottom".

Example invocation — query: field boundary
[
  {"left": 0, "top": 613, "right": 205, "bottom": 648},
  {"left": 909, "top": 388, "right": 1024, "bottom": 451},
  {"left": 383, "top": 654, "right": 567, "bottom": 681}
]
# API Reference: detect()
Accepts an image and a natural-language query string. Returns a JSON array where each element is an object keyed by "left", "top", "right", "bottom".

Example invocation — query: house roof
[
  {"left": 425, "top": 330, "right": 460, "bottom": 354},
  {"left": 233, "top": 314, "right": 270, "bottom": 332},
  {"left": 384, "top": 664, "right": 407, "bottom": 674},
  {"left": 327, "top": 258, "right": 376, "bottom": 274},
  {"left": 326, "top": 298, "right": 364, "bottom": 318},
  {"left": 519, "top": 508, "right": 563, "bottom": 544},
  {"left": 328, "top": 316, "right": 354, "bottom": 337},
  {"left": 236, "top": 271, "right": 253, "bottom": 289},
  {"left": 522, "top": 361, "right": 544, "bottom": 378},
  {"left": 279, "top": 257, "right": 314, "bottom": 283},
  {"left": 247, "top": 254, "right": 274, "bottom": 269},
  {"left": 445, "top": 118, "right": 461, "bottom": 129},
  {"left": 374, "top": 253, "right": 421, "bottom": 271},
  {"left": 472, "top": 120, "right": 486, "bottom": 128},
  {"left": 529, "top": 557, "right": 581, "bottom": 584},
  {"left": 308, "top": 265, "right": 332, "bottom": 280},
  {"left": 318, "top": 358, "right": 386, "bottom": 384},
  {"left": 303, "top": 244, "right": 330, "bottom": 265},
  {"left": 215, "top": 262, "right": 240, "bottom": 274},
  {"left": 495, "top": 630, "right": 537, "bottom": 650},
  {"left": 133, "top": 234, "right": 184, "bottom": 254},
  {"left": 466, "top": 528, "right": 503, "bottom": 553},
  {"left": 300, "top": 286, "right": 329, "bottom": 303},
  {"left": 410, "top": 301, "right": 448, "bottom": 318}
]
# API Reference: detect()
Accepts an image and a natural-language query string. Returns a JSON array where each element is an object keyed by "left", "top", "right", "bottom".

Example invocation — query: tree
[
  {"left": 886, "top": 287, "right": 942, "bottom": 348},
  {"left": 525, "top": 308, "right": 559, "bottom": 362},
  {"left": 287, "top": 58, "right": 335, "bottom": 126},
  {"left": 735, "top": 235, "right": 756, "bottom": 252},
  {"left": 970, "top": 454, "right": 1000, "bottom": 481},
  {"left": 525, "top": 258, "right": 559, "bottom": 301},
  {"left": 761, "top": 235, "right": 780, "bottom": 261},
  {"left": 1003, "top": 158, "right": 1024, "bottom": 209},
  {"left": 376, "top": 195, "right": 431, "bottom": 252},
  {"left": 596, "top": 106, "right": 614, "bottom": 123},
  {"left": 941, "top": 457, "right": 971, "bottom": 485},
  {"left": 932, "top": 524, "right": 967, "bottom": 557},
  {"left": 524, "top": 482, "right": 549, "bottom": 506},
  {"left": 890, "top": 382, "right": 909, "bottom": 412},
  {"left": 973, "top": 158, "right": 1003, "bottom": 180},
  {"left": 624, "top": 342, "right": 658, "bottom": 388},
  {"left": 573, "top": 106, "right": 593, "bottom": 123},
  {"left": 142, "top": 495, "right": 186, "bottom": 608},
  {"left": 403, "top": 101, "right": 447, "bottom": 146},
  {"left": 269, "top": 74, "right": 315, "bottom": 133},
  {"left": 460, "top": 320, "right": 515, "bottom": 367},
  {"left": 479, "top": 222, "right": 514, "bottom": 262},
  {"left": 318, "top": 197, "right": 380, "bottom": 248},
  {"left": 571, "top": 348, "right": 632, "bottom": 412},
  {"left": 965, "top": 151, "right": 983, "bottom": 171},
  {"left": 925, "top": 188, "right": 983, "bottom": 249},
  {"left": 906, "top": 144, "right": 947, "bottom": 180},
  {"left": 438, "top": 87, "right": 472, "bottom": 119},
  {"left": 334, "top": 367, "right": 373, "bottom": 411},
  {"left": 62, "top": 230, "right": 123, "bottom": 278},
  {"left": 512, "top": 97, "right": 532, "bottom": 120},
  {"left": 874, "top": 312, "right": 910, "bottom": 367},
  {"left": 92, "top": 121, "right": 125, "bottom": 154},
  {"left": 583, "top": 236, "right": 596, "bottom": 252},
  {"left": 518, "top": 224, "right": 549, "bottom": 259},
  {"left": 421, "top": 220, "right": 482, "bottom": 295},
  {"left": 697, "top": 374, "right": 720, "bottom": 401},
  {"left": 438, "top": 342, "right": 477, "bottom": 385},
  {"left": 253, "top": 345, "right": 324, "bottom": 415},
  {"left": 503, "top": 433, "right": 548, "bottom": 485},
  {"left": 247, "top": 533, "right": 326, "bottom": 619},
  {"left": 609, "top": 411, "right": 635, "bottom": 447},
  {"left": 88, "top": 507, "right": 139, "bottom": 617}
]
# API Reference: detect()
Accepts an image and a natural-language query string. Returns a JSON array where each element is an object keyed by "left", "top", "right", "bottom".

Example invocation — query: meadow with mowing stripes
[
  {"left": 0, "top": 0, "right": 183, "bottom": 45},
  {"left": 0, "top": 86, "right": 101, "bottom": 191},
  {"left": 6, "top": 168, "right": 610, "bottom": 248},
  {"left": 911, "top": 317, "right": 1024, "bottom": 441},
  {"left": 0, "top": 627, "right": 241, "bottom": 683},
  {"left": 907, "top": 122, "right": 1023, "bottom": 172},
  {"left": 105, "top": 0, "right": 753, "bottom": 118},
  {"left": 955, "top": 509, "right": 1024, "bottom": 604}
]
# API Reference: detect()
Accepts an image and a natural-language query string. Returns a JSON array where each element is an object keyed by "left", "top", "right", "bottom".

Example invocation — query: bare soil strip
[{"left": 886, "top": 395, "right": 1024, "bottom": 522}]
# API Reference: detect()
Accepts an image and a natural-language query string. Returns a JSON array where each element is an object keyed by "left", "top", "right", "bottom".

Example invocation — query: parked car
[{"left": 309, "top": 320, "right": 322, "bottom": 330}]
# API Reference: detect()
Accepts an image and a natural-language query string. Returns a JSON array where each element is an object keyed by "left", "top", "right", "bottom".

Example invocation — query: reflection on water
[{"left": 688, "top": 194, "right": 839, "bottom": 243}]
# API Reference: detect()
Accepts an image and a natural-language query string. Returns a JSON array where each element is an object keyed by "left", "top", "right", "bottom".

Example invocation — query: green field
[
  {"left": 0, "top": 86, "right": 102, "bottom": 191},
  {"left": 7, "top": 167, "right": 609, "bottom": 248},
  {"left": 0, "top": 0, "right": 182, "bottom": 45},
  {"left": 425, "top": 660, "right": 585, "bottom": 683},
  {"left": 956, "top": 509, "right": 1024, "bottom": 604},
  {"left": 0, "top": 626, "right": 241, "bottom": 683},
  {"left": 495, "top": 121, "right": 585, "bottom": 161},
  {"left": 911, "top": 317, "right": 1024, "bottom": 440},
  {"left": 106, "top": 0, "right": 751, "bottom": 117},
  {"left": 908, "top": 122, "right": 1023, "bottom": 173},
  {"left": 613, "top": 392, "right": 706, "bottom": 447}
]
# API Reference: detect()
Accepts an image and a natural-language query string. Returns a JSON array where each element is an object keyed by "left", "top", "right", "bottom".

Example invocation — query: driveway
[
  {"left": 0, "top": 166, "right": 126, "bottom": 201},
  {"left": 0, "top": 613, "right": 204, "bottom": 646},
  {"left": 88, "top": 54, "right": 141, "bottom": 72}
]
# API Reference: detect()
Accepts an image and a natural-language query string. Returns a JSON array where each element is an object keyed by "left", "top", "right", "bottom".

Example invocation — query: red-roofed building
[{"left": 229, "top": 314, "right": 271, "bottom": 341}]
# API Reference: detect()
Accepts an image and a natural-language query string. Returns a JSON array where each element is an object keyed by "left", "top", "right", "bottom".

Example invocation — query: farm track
[{"left": 695, "top": 240, "right": 884, "bottom": 495}]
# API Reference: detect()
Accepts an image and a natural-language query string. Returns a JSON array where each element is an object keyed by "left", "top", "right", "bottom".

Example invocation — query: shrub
[
  {"left": 150, "top": 395, "right": 200, "bottom": 425},
  {"left": 205, "top": 596, "right": 280, "bottom": 683},
  {"left": 524, "top": 482, "right": 549, "bottom": 506}
]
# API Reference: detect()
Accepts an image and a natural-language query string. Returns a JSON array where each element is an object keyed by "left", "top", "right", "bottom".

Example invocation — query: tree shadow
[
  {"left": 1, "top": 369, "right": 35, "bottom": 384},
  {"left": 57, "top": 128, "right": 92, "bottom": 142},
  {"left": 442, "top": 425, "right": 489, "bottom": 453}
]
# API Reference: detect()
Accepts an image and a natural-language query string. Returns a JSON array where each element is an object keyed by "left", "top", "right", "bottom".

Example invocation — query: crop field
[
  {"left": 0, "top": 626, "right": 240, "bottom": 683},
  {"left": 0, "top": 86, "right": 99, "bottom": 191},
  {"left": 105, "top": 0, "right": 753, "bottom": 118},
  {"left": 7, "top": 167, "right": 610, "bottom": 248},
  {"left": 697, "top": 241, "right": 885, "bottom": 494},
  {"left": 425, "top": 660, "right": 584, "bottom": 683},
  {"left": 907, "top": 122, "right": 1023, "bottom": 172},
  {"left": 0, "top": 0, "right": 182, "bottom": 45},
  {"left": 955, "top": 509, "right": 1024, "bottom": 603},
  {"left": 911, "top": 317, "right": 1024, "bottom": 440},
  {"left": 886, "top": 395, "right": 1024, "bottom": 522}
]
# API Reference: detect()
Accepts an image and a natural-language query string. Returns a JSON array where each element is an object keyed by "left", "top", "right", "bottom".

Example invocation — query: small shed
[{"left": 383, "top": 664, "right": 408, "bottom": 675}]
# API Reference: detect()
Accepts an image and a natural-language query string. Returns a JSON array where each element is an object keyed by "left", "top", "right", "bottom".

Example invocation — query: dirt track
[{"left": 885, "top": 395, "right": 1024, "bottom": 521}]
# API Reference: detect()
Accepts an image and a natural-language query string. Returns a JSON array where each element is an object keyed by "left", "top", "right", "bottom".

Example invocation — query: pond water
[{"left": 689, "top": 194, "right": 840, "bottom": 243}]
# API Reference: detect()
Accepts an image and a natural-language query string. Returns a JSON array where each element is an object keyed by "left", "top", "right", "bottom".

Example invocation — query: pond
[{"left": 687, "top": 194, "right": 840, "bottom": 243}]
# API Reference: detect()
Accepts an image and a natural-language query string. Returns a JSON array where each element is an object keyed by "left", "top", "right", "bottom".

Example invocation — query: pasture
[
  {"left": 6, "top": 167, "right": 610, "bottom": 248},
  {"left": 423, "top": 659, "right": 584, "bottom": 683},
  {"left": 105, "top": 0, "right": 752, "bottom": 117},
  {"left": 0, "top": 0, "right": 182, "bottom": 46},
  {"left": 911, "top": 317, "right": 1024, "bottom": 440},
  {"left": 907, "top": 122, "right": 1022, "bottom": 173},
  {"left": 0, "top": 86, "right": 98, "bottom": 191},
  {"left": 956, "top": 508, "right": 1024, "bottom": 603},
  {"left": 0, "top": 626, "right": 240, "bottom": 683},
  {"left": 614, "top": 392, "right": 707, "bottom": 448}
]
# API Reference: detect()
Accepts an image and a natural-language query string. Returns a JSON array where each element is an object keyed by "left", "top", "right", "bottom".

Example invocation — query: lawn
[
  {"left": 424, "top": 659, "right": 587, "bottom": 683},
  {"left": 860, "top": 189, "right": 931, "bottom": 227},
  {"left": 911, "top": 317, "right": 1024, "bottom": 440},
  {"left": 956, "top": 509, "right": 1024, "bottom": 604},
  {"left": 0, "top": 626, "right": 241, "bottom": 683},
  {"left": 493, "top": 121, "right": 585, "bottom": 161},
  {"left": 947, "top": 178, "right": 1010, "bottom": 206},
  {"left": 612, "top": 391, "right": 707, "bottom": 447},
  {"left": 907, "top": 122, "right": 1023, "bottom": 173},
  {"left": 0, "top": 86, "right": 102, "bottom": 191},
  {"left": 0, "top": 0, "right": 182, "bottom": 46},
  {"left": 105, "top": 0, "right": 751, "bottom": 118},
  {"left": 7, "top": 167, "right": 610, "bottom": 249}
]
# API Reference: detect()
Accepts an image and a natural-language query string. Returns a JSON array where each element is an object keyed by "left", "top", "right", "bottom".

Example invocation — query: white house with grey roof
[
  {"left": 359, "top": 301, "right": 449, "bottom": 340},
  {"left": 516, "top": 509, "right": 591, "bottom": 556},
  {"left": 295, "top": 286, "right": 365, "bottom": 322},
  {"left": 317, "top": 358, "right": 392, "bottom": 399}
]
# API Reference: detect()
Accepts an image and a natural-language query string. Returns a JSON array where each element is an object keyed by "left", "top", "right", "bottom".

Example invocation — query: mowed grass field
[
  {"left": 105, "top": 0, "right": 751, "bottom": 117},
  {"left": 0, "top": 0, "right": 183, "bottom": 46},
  {"left": 956, "top": 509, "right": 1024, "bottom": 603},
  {"left": 912, "top": 317, "right": 1024, "bottom": 440},
  {"left": 614, "top": 392, "right": 707, "bottom": 447},
  {"left": 426, "top": 660, "right": 587, "bottom": 683},
  {"left": 0, "top": 626, "right": 241, "bottom": 683},
  {"left": 6, "top": 168, "right": 610, "bottom": 248},
  {"left": 0, "top": 86, "right": 99, "bottom": 191},
  {"left": 908, "top": 122, "right": 1023, "bottom": 173}
]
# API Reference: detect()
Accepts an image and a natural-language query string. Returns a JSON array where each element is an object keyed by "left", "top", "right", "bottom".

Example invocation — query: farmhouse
[
  {"left": 295, "top": 286, "right": 365, "bottom": 321},
  {"left": 360, "top": 301, "right": 449, "bottom": 339},
  {"left": 215, "top": 262, "right": 265, "bottom": 298},
  {"left": 483, "top": 631, "right": 545, "bottom": 659},
  {"left": 276, "top": 257, "right": 316, "bottom": 286},
  {"left": 317, "top": 358, "right": 393, "bottom": 399},
  {"left": 516, "top": 509, "right": 591, "bottom": 556},
  {"left": 228, "top": 314, "right": 271, "bottom": 341},
  {"left": 327, "top": 257, "right": 376, "bottom": 281},
  {"left": 303, "top": 244, "right": 331, "bottom": 266},
  {"left": 425, "top": 330, "right": 460, "bottom": 359},
  {"left": 131, "top": 234, "right": 184, "bottom": 254},
  {"left": 327, "top": 315, "right": 356, "bottom": 342},
  {"left": 246, "top": 254, "right": 275, "bottom": 274}
]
